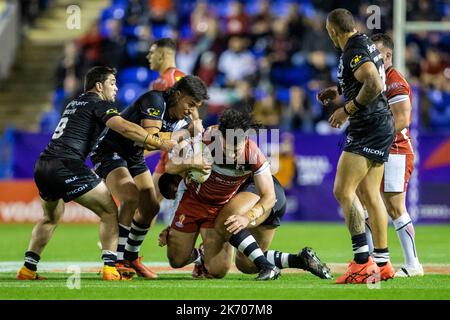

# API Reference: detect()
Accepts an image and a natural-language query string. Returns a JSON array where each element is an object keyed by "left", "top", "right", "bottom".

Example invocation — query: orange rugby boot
[
  {"left": 16, "top": 265, "right": 47, "bottom": 280},
  {"left": 379, "top": 261, "right": 395, "bottom": 281},
  {"left": 102, "top": 265, "right": 123, "bottom": 281},
  {"left": 115, "top": 262, "right": 136, "bottom": 279},
  {"left": 124, "top": 257, "right": 158, "bottom": 279},
  {"left": 336, "top": 256, "right": 380, "bottom": 284}
]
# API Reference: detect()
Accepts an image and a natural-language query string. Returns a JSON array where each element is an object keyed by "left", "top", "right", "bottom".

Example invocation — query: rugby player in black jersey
[
  {"left": 90, "top": 75, "right": 208, "bottom": 279},
  {"left": 17, "top": 67, "right": 163, "bottom": 281},
  {"left": 317, "top": 9, "right": 395, "bottom": 284}
]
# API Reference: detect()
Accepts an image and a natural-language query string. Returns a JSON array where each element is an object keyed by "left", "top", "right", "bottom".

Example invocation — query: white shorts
[{"left": 382, "top": 153, "right": 414, "bottom": 193}]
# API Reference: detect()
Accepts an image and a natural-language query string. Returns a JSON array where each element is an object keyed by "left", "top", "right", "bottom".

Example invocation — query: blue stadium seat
[
  {"left": 117, "top": 83, "right": 147, "bottom": 107},
  {"left": 152, "top": 24, "right": 175, "bottom": 39},
  {"left": 40, "top": 110, "right": 61, "bottom": 134},
  {"left": 270, "top": 65, "right": 313, "bottom": 87},
  {"left": 276, "top": 87, "right": 291, "bottom": 104},
  {"left": 117, "top": 67, "right": 158, "bottom": 86},
  {"left": 100, "top": 5, "right": 126, "bottom": 22}
]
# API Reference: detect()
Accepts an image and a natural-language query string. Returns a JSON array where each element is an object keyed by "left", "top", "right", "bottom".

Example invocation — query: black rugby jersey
[
  {"left": 93, "top": 90, "right": 190, "bottom": 158},
  {"left": 42, "top": 92, "right": 119, "bottom": 160},
  {"left": 337, "top": 33, "right": 390, "bottom": 121}
]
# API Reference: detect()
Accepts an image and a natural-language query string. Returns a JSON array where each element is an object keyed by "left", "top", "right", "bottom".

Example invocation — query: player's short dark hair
[
  {"left": 165, "top": 75, "right": 209, "bottom": 106},
  {"left": 370, "top": 33, "right": 394, "bottom": 50},
  {"left": 218, "top": 108, "right": 260, "bottom": 138},
  {"left": 158, "top": 173, "right": 182, "bottom": 200},
  {"left": 153, "top": 38, "right": 177, "bottom": 51},
  {"left": 327, "top": 8, "right": 356, "bottom": 33},
  {"left": 84, "top": 66, "right": 116, "bottom": 91}
]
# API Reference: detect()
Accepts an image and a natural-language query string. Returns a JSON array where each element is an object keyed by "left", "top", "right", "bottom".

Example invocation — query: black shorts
[
  {"left": 239, "top": 176, "right": 286, "bottom": 227},
  {"left": 91, "top": 151, "right": 148, "bottom": 179},
  {"left": 34, "top": 157, "right": 102, "bottom": 202},
  {"left": 344, "top": 113, "right": 395, "bottom": 163}
]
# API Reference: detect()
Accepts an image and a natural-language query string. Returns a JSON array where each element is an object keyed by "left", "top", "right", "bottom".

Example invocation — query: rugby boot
[
  {"left": 299, "top": 247, "right": 333, "bottom": 279},
  {"left": 395, "top": 264, "right": 424, "bottom": 277},
  {"left": 102, "top": 265, "right": 123, "bottom": 281},
  {"left": 336, "top": 256, "right": 380, "bottom": 284},
  {"left": 115, "top": 262, "right": 136, "bottom": 279},
  {"left": 16, "top": 265, "right": 47, "bottom": 280},
  {"left": 125, "top": 256, "right": 158, "bottom": 279},
  {"left": 379, "top": 261, "right": 395, "bottom": 281},
  {"left": 255, "top": 265, "right": 281, "bottom": 281}
]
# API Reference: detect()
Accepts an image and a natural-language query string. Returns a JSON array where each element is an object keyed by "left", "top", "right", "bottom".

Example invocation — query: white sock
[
  {"left": 363, "top": 209, "right": 374, "bottom": 255},
  {"left": 392, "top": 212, "right": 420, "bottom": 267}
]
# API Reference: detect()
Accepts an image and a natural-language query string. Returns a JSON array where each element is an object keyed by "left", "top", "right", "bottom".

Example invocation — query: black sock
[
  {"left": 117, "top": 224, "right": 130, "bottom": 263},
  {"left": 352, "top": 233, "right": 369, "bottom": 264},
  {"left": 24, "top": 251, "right": 40, "bottom": 271},
  {"left": 264, "top": 250, "right": 304, "bottom": 269},
  {"left": 124, "top": 219, "right": 150, "bottom": 261},
  {"left": 373, "top": 248, "right": 390, "bottom": 267},
  {"left": 102, "top": 250, "right": 117, "bottom": 267},
  {"left": 229, "top": 229, "right": 273, "bottom": 270}
]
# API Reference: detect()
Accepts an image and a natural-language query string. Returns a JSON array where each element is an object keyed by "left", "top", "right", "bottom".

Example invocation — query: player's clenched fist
[{"left": 317, "top": 86, "right": 339, "bottom": 106}]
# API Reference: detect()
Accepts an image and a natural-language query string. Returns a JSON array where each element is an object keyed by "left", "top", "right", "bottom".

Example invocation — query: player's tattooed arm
[
  {"left": 353, "top": 61, "right": 384, "bottom": 107},
  {"left": 347, "top": 196, "right": 365, "bottom": 236}
]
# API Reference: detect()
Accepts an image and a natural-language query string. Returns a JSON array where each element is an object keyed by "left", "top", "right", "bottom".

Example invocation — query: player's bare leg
[
  {"left": 357, "top": 164, "right": 394, "bottom": 280},
  {"left": 200, "top": 228, "right": 233, "bottom": 278},
  {"left": 213, "top": 193, "right": 280, "bottom": 280},
  {"left": 166, "top": 229, "right": 199, "bottom": 268},
  {"left": 17, "top": 199, "right": 65, "bottom": 280},
  {"left": 334, "top": 151, "right": 379, "bottom": 284},
  {"left": 121, "top": 170, "right": 159, "bottom": 279},
  {"left": 74, "top": 182, "right": 122, "bottom": 280},
  {"left": 383, "top": 192, "right": 423, "bottom": 277},
  {"left": 105, "top": 167, "right": 139, "bottom": 278}
]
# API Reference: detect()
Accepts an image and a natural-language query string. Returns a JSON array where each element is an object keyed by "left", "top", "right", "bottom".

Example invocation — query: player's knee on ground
[
  {"left": 167, "top": 250, "right": 191, "bottom": 269},
  {"left": 204, "top": 261, "right": 230, "bottom": 279}
]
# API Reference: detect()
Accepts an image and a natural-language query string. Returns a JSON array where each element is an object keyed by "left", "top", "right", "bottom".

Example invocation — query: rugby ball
[
  {"left": 187, "top": 167, "right": 211, "bottom": 184},
  {"left": 186, "top": 138, "right": 212, "bottom": 184}
]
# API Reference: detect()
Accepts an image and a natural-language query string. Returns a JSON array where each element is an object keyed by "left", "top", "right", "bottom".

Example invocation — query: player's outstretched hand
[
  {"left": 225, "top": 215, "right": 250, "bottom": 234},
  {"left": 317, "top": 86, "right": 338, "bottom": 106}
]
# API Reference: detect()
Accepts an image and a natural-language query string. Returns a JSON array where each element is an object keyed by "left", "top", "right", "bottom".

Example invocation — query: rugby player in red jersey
[
  {"left": 361, "top": 33, "right": 423, "bottom": 277},
  {"left": 161, "top": 110, "right": 332, "bottom": 280}
]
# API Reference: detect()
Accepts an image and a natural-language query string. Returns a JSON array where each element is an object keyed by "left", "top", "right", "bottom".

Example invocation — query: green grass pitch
[{"left": 0, "top": 222, "right": 449, "bottom": 300}]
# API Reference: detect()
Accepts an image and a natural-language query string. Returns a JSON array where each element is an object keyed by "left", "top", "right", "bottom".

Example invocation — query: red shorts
[
  {"left": 381, "top": 153, "right": 414, "bottom": 193},
  {"left": 171, "top": 192, "right": 223, "bottom": 233}
]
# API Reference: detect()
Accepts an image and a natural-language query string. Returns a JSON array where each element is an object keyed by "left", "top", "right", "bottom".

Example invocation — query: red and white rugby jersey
[
  {"left": 386, "top": 66, "right": 414, "bottom": 155},
  {"left": 186, "top": 138, "right": 270, "bottom": 206},
  {"left": 150, "top": 67, "right": 185, "bottom": 91}
]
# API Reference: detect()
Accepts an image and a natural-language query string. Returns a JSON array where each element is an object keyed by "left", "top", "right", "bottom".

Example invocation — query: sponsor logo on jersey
[
  {"left": 350, "top": 54, "right": 363, "bottom": 69},
  {"left": 147, "top": 108, "right": 161, "bottom": 117},
  {"left": 112, "top": 153, "right": 121, "bottom": 160},
  {"left": 175, "top": 214, "right": 185, "bottom": 228},
  {"left": 65, "top": 176, "right": 78, "bottom": 184},
  {"left": 363, "top": 147, "right": 385, "bottom": 156}
]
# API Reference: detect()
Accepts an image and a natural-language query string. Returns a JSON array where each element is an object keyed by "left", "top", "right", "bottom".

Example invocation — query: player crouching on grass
[
  {"left": 159, "top": 109, "right": 332, "bottom": 280},
  {"left": 17, "top": 66, "right": 164, "bottom": 281}
]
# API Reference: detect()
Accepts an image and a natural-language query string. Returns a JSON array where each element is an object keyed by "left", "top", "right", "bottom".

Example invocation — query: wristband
[
  {"left": 343, "top": 104, "right": 351, "bottom": 115},
  {"left": 353, "top": 99, "right": 365, "bottom": 109}
]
